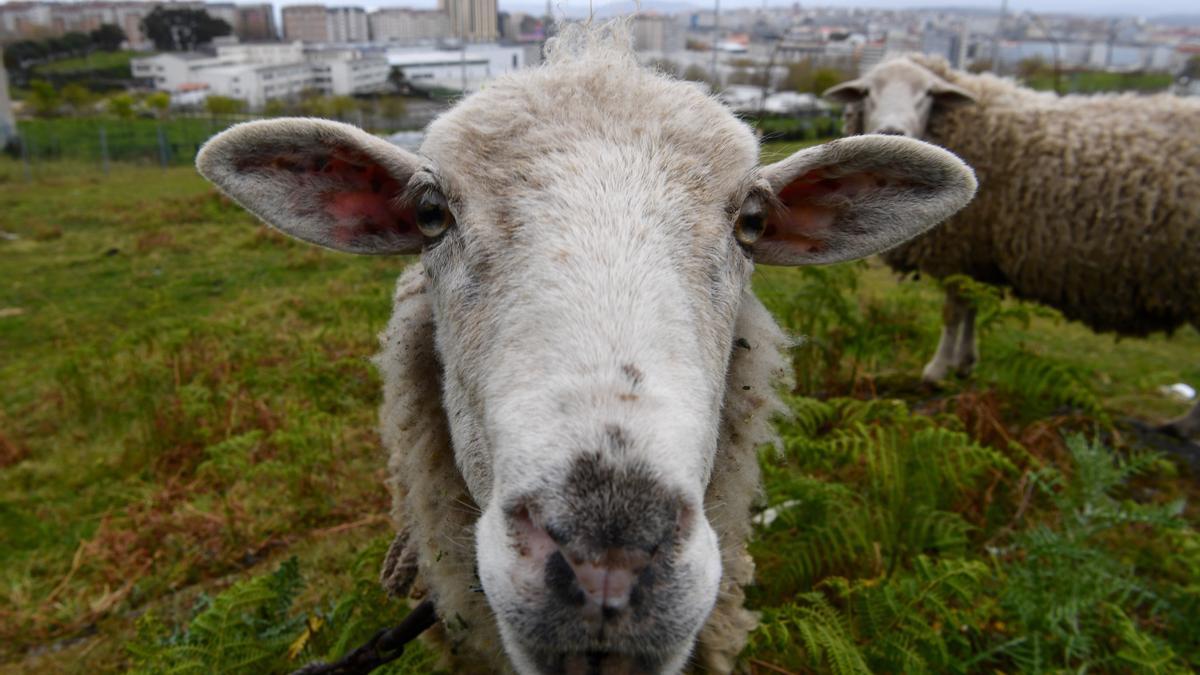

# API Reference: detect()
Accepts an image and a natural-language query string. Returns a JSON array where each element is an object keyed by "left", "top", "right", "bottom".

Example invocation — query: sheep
[
  {"left": 195, "top": 22, "right": 977, "bottom": 674},
  {"left": 825, "top": 54, "right": 1200, "bottom": 439}
]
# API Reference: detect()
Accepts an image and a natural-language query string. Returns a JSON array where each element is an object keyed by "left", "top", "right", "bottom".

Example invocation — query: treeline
[{"left": 3, "top": 24, "right": 128, "bottom": 72}]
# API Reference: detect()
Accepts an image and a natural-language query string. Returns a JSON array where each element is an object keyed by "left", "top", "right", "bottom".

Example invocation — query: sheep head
[
  {"left": 196, "top": 31, "right": 976, "bottom": 675},
  {"left": 825, "top": 56, "right": 977, "bottom": 137}
]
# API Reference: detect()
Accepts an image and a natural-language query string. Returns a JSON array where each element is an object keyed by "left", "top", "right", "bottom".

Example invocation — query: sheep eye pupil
[
  {"left": 736, "top": 213, "right": 765, "bottom": 245},
  {"left": 416, "top": 193, "right": 453, "bottom": 238}
]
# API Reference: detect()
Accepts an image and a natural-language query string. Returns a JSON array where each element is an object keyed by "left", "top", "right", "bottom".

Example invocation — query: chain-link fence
[{"left": 5, "top": 109, "right": 441, "bottom": 176}]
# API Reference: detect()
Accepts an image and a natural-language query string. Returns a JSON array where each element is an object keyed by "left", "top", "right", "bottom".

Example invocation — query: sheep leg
[
  {"left": 922, "top": 286, "right": 971, "bottom": 383},
  {"left": 952, "top": 305, "right": 979, "bottom": 377},
  {"left": 379, "top": 525, "right": 419, "bottom": 598},
  {"left": 1159, "top": 400, "right": 1200, "bottom": 441}
]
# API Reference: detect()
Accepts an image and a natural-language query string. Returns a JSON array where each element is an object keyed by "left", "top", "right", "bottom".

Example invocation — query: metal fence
[{"left": 5, "top": 110, "right": 439, "bottom": 175}]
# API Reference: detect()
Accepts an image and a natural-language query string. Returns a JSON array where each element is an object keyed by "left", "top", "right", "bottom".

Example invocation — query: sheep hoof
[
  {"left": 921, "top": 362, "right": 952, "bottom": 384},
  {"left": 380, "top": 527, "right": 419, "bottom": 598}
]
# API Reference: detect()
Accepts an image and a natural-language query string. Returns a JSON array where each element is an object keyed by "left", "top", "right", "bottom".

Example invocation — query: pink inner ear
[
  {"left": 767, "top": 169, "right": 892, "bottom": 253},
  {"left": 318, "top": 152, "right": 415, "bottom": 246}
]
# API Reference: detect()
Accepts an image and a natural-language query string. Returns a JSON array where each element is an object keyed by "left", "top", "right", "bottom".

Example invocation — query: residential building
[
  {"left": 370, "top": 9, "right": 451, "bottom": 44},
  {"left": 237, "top": 4, "right": 277, "bottom": 41},
  {"left": 327, "top": 6, "right": 368, "bottom": 43},
  {"left": 439, "top": 0, "right": 497, "bottom": 42},
  {"left": 283, "top": 5, "right": 330, "bottom": 43},
  {"left": 632, "top": 14, "right": 682, "bottom": 53}
]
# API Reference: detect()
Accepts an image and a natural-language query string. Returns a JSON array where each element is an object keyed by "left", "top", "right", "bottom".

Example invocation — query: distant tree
[
  {"left": 146, "top": 91, "right": 171, "bottom": 118},
  {"left": 298, "top": 89, "right": 332, "bottom": 117},
  {"left": 784, "top": 59, "right": 852, "bottom": 94},
  {"left": 205, "top": 95, "right": 246, "bottom": 116},
  {"left": 108, "top": 93, "right": 136, "bottom": 119},
  {"left": 377, "top": 96, "right": 406, "bottom": 119},
  {"left": 329, "top": 96, "right": 358, "bottom": 119},
  {"left": 61, "top": 83, "right": 94, "bottom": 114},
  {"left": 141, "top": 6, "right": 231, "bottom": 52},
  {"left": 3, "top": 40, "right": 48, "bottom": 69},
  {"left": 1183, "top": 54, "right": 1200, "bottom": 80},
  {"left": 60, "top": 31, "right": 93, "bottom": 56},
  {"left": 90, "top": 24, "right": 127, "bottom": 52},
  {"left": 28, "top": 80, "right": 62, "bottom": 117},
  {"left": 1017, "top": 56, "right": 1047, "bottom": 79},
  {"left": 811, "top": 68, "right": 846, "bottom": 95},
  {"left": 966, "top": 59, "right": 994, "bottom": 74},
  {"left": 263, "top": 99, "right": 286, "bottom": 116}
]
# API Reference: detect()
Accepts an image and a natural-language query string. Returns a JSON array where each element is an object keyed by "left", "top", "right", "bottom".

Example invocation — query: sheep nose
[
  {"left": 510, "top": 482, "right": 690, "bottom": 622},
  {"left": 546, "top": 546, "right": 651, "bottom": 617},
  {"left": 876, "top": 126, "right": 909, "bottom": 136}
]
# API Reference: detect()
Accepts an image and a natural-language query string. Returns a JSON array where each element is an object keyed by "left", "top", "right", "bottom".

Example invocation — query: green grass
[
  {"left": 32, "top": 51, "right": 143, "bottom": 76},
  {"left": 1, "top": 149, "right": 1197, "bottom": 674},
  {"left": 1023, "top": 69, "right": 1174, "bottom": 94}
]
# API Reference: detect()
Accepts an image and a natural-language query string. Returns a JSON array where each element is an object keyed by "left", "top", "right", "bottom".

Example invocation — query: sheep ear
[
  {"left": 751, "top": 135, "right": 976, "bottom": 266},
  {"left": 822, "top": 79, "right": 868, "bottom": 104},
  {"left": 930, "top": 78, "right": 976, "bottom": 107},
  {"left": 196, "top": 118, "right": 424, "bottom": 255}
]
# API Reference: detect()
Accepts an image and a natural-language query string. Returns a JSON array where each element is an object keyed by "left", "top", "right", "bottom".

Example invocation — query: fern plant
[
  {"left": 128, "top": 557, "right": 306, "bottom": 674},
  {"left": 990, "top": 435, "right": 1191, "bottom": 673},
  {"left": 127, "top": 540, "right": 440, "bottom": 675}
]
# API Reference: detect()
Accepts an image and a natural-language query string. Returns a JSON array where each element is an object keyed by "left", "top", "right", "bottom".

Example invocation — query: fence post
[
  {"left": 156, "top": 123, "right": 169, "bottom": 168},
  {"left": 20, "top": 129, "right": 32, "bottom": 182},
  {"left": 99, "top": 125, "right": 110, "bottom": 175}
]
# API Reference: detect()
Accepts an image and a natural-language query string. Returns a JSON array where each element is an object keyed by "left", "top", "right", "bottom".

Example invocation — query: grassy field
[
  {"left": 1, "top": 150, "right": 1197, "bottom": 674},
  {"left": 1022, "top": 69, "right": 1174, "bottom": 94},
  {"left": 31, "top": 51, "right": 142, "bottom": 76}
]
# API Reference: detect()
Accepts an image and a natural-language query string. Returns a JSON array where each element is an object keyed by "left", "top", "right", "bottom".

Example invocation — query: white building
[
  {"left": 386, "top": 43, "right": 524, "bottom": 92},
  {"left": 370, "top": 9, "right": 451, "bottom": 44},
  {"left": 132, "top": 42, "right": 389, "bottom": 109}
]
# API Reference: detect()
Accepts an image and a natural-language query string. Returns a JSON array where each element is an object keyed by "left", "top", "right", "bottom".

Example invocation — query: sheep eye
[
  {"left": 734, "top": 211, "right": 766, "bottom": 246},
  {"left": 416, "top": 191, "right": 454, "bottom": 239}
]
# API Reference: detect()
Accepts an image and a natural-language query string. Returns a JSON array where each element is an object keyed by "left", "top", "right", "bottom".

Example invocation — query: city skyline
[{"left": 261, "top": 0, "right": 1200, "bottom": 20}]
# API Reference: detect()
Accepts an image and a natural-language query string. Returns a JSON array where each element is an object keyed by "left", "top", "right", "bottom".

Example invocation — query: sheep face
[
  {"left": 196, "top": 60, "right": 977, "bottom": 674},
  {"left": 825, "top": 58, "right": 976, "bottom": 138}
]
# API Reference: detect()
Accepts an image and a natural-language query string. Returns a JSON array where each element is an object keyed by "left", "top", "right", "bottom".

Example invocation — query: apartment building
[
  {"left": 282, "top": 5, "right": 331, "bottom": 42},
  {"left": 631, "top": 14, "right": 683, "bottom": 53},
  {"left": 327, "top": 7, "right": 369, "bottom": 42},
  {"left": 439, "top": 0, "right": 497, "bottom": 42},
  {"left": 237, "top": 4, "right": 276, "bottom": 41},
  {"left": 369, "top": 9, "right": 451, "bottom": 45}
]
